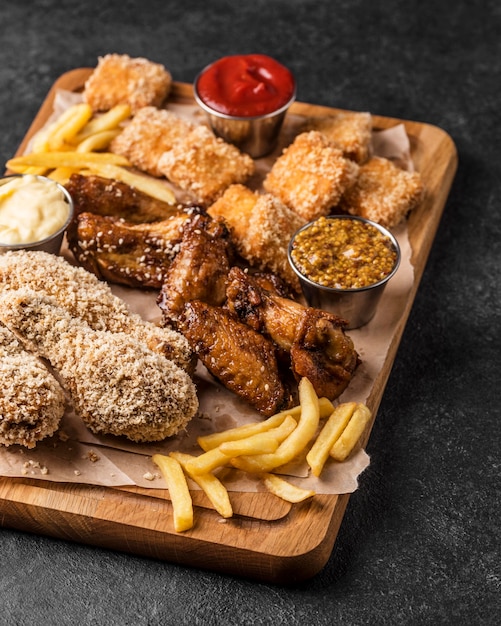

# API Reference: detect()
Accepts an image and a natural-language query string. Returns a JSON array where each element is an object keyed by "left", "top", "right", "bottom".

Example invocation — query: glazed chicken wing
[
  {"left": 157, "top": 212, "right": 233, "bottom": 325},
  {"left": 178, "top": 300, "right": 290, "bottom": 416},
  {"left": 225, "top": 267, "right": 359, "bottom": 400},
  {"left": 65, "top": 173, "right": 179, "bottom": 223},
  {"left": 67, "top": 208, "right": 201, "bottom": 289}
]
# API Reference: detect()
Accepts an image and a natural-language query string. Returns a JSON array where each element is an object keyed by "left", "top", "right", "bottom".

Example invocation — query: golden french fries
[
  {"left": 82, "top": 163, "right": 176, "bottom": 205},
  {"left": 231, "top": 377, "right": 320, "bottom": 474},
  {"left": 306, "top": 402, "right": 358, "bottom": 476},
  {"left": 76, "top": 129, "right": 121, "bottom": 153},
  {"left": 150, "top": 379, "right": 370, "bottom": 529},
  {"left": 262, "top": 473, "right": 315, "bottom": 503},
  {"left": 197, "top": 412, "right": 289, "bottom": 452},
  {"left": 152, "top": 454, "right": 194, "bottom": 532},
  {"left": 7, "top": 151, "right": 130, "bottom": 172},
  {"left": 70, "top": 103, "right": 131, "bottom": 142},
  {"left": 170, "top": 452, "right": 233, "bottom": 519},
  {"left": 330, "top": 403, "right": 372, "bottom": 462}
]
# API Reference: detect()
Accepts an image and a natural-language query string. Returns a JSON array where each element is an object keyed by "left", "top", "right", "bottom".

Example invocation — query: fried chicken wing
[
  {"left": 178, "top": 300, "right": 290, "bottom": 416},
  {"left": 157, "top": 212, "right": 233, "bottom": 325},
  {"left": 67, "top": 207, "right": 201, "bottom": 289},
  {"left": 0, "top": 250, "right": 194, "bottom": 374},
  {"left": 0, "top": 290, "right": 198, "bottom": 442},
  {"left": 0, "top": 323, "right": 65, "bottom": 448},
  {"left": 65, "top": 173, "right": 179, "bottom": 223},
  {"left": 225, "top": 267, "right": 359, "bottom": 400}
]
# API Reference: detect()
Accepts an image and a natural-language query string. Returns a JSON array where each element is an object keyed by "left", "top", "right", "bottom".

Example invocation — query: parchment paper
[{"left": 0, "top": 90, "right": 416, "bottom": 498}]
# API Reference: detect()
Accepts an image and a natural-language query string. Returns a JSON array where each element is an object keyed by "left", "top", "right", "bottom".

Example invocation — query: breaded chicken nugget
[
  {"left": 0, "top": 323, "right": 65, "bottom": 448},
  {"left": 158, "top": 125, "right": 255, "bottom": 205},
  {"left": 110, "top": 106, "right": 195, "bottom": 177},
  {"left": 339, "top": 156, "right": 425, "bottom": 228},
  {"left": 303, "top": 111, "right": 372, "bottom": 164},
  {"left": 0, "top": 290, "right": 198, "bottom": 443},
  {"left": 208, "top": 184, "right": 305, "bottom": 291},
  {"left": 0, "top": 251, "right": 194, "bottom": 374},
  {"left": 83, "top": 54, "right": 172, "bottom": 114},
  {"left": 263, "top": 131, "right": 359, "bottom": 222}
]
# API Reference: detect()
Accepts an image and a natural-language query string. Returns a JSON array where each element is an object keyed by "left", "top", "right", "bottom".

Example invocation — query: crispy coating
[
  {"left": 303, "top": 111, "right": 373, "bottom": 164},
  {"left": 0, "top": 290, "right": 198, "bottom": 443},
  {"left": 208, "top": 184, "right": 304, "bottom": 292},
  {"left": 0, "top": 251, "right": 194, "bottom": 374},
  {"left": 263, "top": 131, "right": 359, "bottom": 221},
  {"left": 339, "top": 156, "right": 425, "bottom": 228},
  {"left": 111, "top": 106, "right": 195, "bottom": 177},
  {"left": 158, "top": 125, "right": 255, "bottom": 205},
  {"left": 83, "top": 54, "right": 172, "bottom": 114},
  {"left": 0, "top": 323, "right": 65, "bottom": 448}
]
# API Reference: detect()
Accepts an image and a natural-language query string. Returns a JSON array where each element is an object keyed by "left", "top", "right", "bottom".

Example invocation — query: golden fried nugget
[
  {"left": 208, "top": 184, "right": 304, "bottom": 291},
  {"left": 158, "top": 125, "right": 255, "bottom": 205},
  {"left": 339, "top": 156, "right": 425, "bottom": 228},
  {"left": 303, "top": 111, "right": 372, "bottom": 164},
  {"left": 263, "top": 131, "right": 359, "bottom": 222},
  {"left": 83, "top": 54, "right": 172, "bottom": 113},
  {"left": 110, "top": 106, "right": 195, "bottom": 177}
]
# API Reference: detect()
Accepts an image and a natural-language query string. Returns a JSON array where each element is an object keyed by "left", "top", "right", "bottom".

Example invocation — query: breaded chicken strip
[
  {"left": 338, "top": 156, "right": 425, "bottom": 228},
  {"left": 0, "top": 323, "right": 65, "bottom": 448},
  {"left": 83, "top": 54, "right": 172, "bottom": 114},
  {"left": 0, "top": 251, "right": 194, "bottom": 374},
  {"left": 263, "top": 131, "right": 359, "bottom": 222},
  {"left": 302, "top": 111, "right": 372, "bottom": 164},
  {"left": 110, "top": 106, "right": 195, "bottom": 177},
  {"left": 158, "top": 124, "right": 255, "bottom": 205},
  {"left": 0, "top": 291, "right": 198, "bottom": 442},
  {"left": 208, "top": 184, "right": 305, "bottom": 292}
]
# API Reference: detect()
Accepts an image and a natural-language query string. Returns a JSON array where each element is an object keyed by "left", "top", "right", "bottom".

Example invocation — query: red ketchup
[{"left": 196, "top": 54, "right": 295, "bottom": 118}]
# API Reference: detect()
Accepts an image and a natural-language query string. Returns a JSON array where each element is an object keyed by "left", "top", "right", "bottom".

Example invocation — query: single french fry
[
  {"left": 218, "top": 415, "right": 297, "bottom": 457},
  {"left": 197, "top": 397, "right": 333, "bottom": 453},
  {"left": 219, "top": 432, "right": 281, "bottom": 457},
  {"left": 47, "top": 103, "right": 94, "bottom": 150},
  {"left": 152, "top": 454, "right": 193, "bottom": 532},
  {"left": 306, "top": 402, "right": 358, "bottom": 476},
  {"left": 329, "top": 404, "right": 372, "bottom": 462},
  {"left": 170, "top": 451, "right": 233, "bottom": 519},
  {"left": 47, "top": 167, "right": 80, "bottom": 184},
  {"left": 262, "top": 473, "right": 315, "bottom": 503},
  {"left": 183, "top": 447, "right": 231, "bottom": 476},
  {"left": 197, "top": 412, "right": 289, "bottom": 452},
  {"left": 83, "top": 163, "right": 176, "bottom": 205},
  {"left": 75, "top": 129, "right": 121, "bottom": 153},
  {"left": 71, "top": 103, "right": 131, "bottom": 142},
  {"left": 231, "top": 378, "right": 320, "bottom": 474},
  {"left": 6, "top": 151, "right": 130, "bottom": 171}
]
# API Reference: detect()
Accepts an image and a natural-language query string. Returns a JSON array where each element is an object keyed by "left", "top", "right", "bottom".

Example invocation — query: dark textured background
[{"left": 0, "top": 1, "right": 499, "bottom": 624}]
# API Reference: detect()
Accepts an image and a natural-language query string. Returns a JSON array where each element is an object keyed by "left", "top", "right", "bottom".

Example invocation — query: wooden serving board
[{"left": 0, "top": 69, "right": 458, "bottom": 583}]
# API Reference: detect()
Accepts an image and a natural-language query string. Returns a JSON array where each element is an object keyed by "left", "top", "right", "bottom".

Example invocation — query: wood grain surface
[{"left": 0, "top": 68, "right": 458, "bottom": 583}]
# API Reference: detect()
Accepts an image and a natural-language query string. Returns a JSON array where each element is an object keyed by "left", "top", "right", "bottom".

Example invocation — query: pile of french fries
[
  {"left": 6, "top": 102, "right": 176, "bottom": 205},
  {"left": 153, "top": 378, "right": 371, "bottom": 532}
]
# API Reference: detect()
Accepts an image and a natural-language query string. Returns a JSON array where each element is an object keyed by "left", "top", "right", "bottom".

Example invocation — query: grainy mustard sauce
[{"left": 290, "top": 216, "right": 398, "bottom": 289}]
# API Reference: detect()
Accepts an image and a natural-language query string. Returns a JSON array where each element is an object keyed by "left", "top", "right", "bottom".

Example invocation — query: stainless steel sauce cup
[{"left": 288, "top": 215, "right": 401, "bottom": 329}]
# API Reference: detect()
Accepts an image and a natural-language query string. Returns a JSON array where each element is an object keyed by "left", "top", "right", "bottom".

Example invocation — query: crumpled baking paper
[{"left": 0, "top": 89, "right": 416, "bottom": 499}]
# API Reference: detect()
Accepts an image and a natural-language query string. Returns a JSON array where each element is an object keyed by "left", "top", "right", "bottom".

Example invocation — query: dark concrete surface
[{"left": 0, "top": 1, "right": 499, "bottom": 624}]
